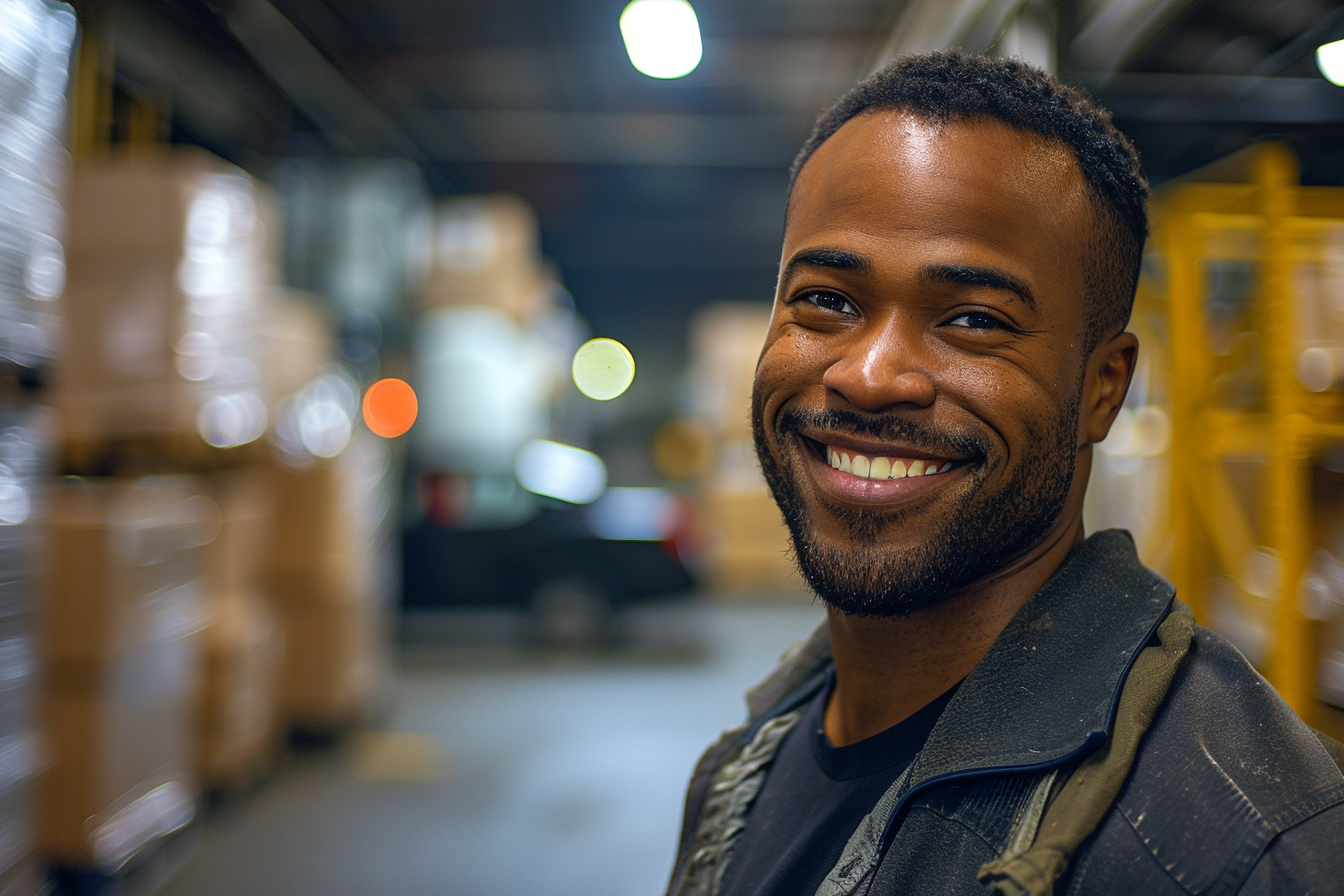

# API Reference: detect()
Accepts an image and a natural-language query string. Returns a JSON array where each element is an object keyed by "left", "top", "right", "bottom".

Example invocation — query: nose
[{"left": 821, "top": 318, "right": 935, "bottom": 412}]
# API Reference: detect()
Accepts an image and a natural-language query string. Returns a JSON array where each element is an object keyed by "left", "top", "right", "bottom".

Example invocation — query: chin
[{"left": 757, "top": 424, "right": 1076, "bottom": 618}]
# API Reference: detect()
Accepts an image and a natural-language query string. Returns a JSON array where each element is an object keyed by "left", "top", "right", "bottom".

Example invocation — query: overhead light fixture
[
  {"left": 1318, "top": 38, "right": 1344, "bottom": 86},
  {"left": 620, "top": 0, "right": 702, "bottom": 80}
]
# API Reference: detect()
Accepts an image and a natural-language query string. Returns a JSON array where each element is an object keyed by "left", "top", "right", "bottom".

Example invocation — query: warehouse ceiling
[{"left": 98, "top": 0, "right": 1344, "bottom": 393}]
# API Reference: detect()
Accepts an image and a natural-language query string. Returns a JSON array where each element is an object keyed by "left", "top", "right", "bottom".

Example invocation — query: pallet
[{"left": 59, "top": 433, "right": 266, "bottom": 478}]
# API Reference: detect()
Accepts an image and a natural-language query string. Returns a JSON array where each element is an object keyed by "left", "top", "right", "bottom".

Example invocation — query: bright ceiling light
[
  {"left": 1318, "top": 38, "right": 1344, "bottom": 86},
  {"left": 620, "top": 0, "right": 702, "bottom": 80}
]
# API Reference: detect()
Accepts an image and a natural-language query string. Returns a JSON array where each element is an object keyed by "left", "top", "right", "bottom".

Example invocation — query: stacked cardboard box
[
  {"left": 421, "top": 194, "right": 549, "bottom": 323},
  {"left": 37, "top": 477, "right": 203, "bottom": 873},
  {"left": 195, "top": 470, "right": 280, "bottom": 790},
  {"left": 262, "top": 434, "right": 390, "bottom": 733},
  {"left": 56, "top": 149, "right": 279, "bottom": 472},
  {"left": 686, "top": 303, "right": 798, "bottom": 591},
  {"left": 38, "top": 148, "right": 291, "bottom": 879}
]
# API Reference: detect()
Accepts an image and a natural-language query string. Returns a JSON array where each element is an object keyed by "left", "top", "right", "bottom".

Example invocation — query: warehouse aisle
[{"left": 161, "top": 601, "right": 824, "bottom": 896}]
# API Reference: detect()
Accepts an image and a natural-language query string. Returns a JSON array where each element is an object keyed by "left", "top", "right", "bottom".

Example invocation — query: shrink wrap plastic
[{"left": 0, "top": 0, "right": 76, "bottom": 369}]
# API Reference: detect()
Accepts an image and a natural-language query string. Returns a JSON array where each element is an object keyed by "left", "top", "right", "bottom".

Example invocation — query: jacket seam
[
  {"left": 1119, "top": 799, "right": 1274, "bottom": 896},
  {"left": 1262, "top": 780, "right": 1344, "bottom": 832}
]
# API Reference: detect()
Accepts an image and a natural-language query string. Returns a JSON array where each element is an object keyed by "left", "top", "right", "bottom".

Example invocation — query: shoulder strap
[{"left": 978, "top": 600, "right": 1196, "bottom": 896}]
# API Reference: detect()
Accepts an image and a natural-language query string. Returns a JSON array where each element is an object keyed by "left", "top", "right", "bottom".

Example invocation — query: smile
[
  {"left": 790, "top": 432, "right": 968, "bottom": 506},
  {"left": 825, "top": 446, "right": 954, "bottom": 480}
]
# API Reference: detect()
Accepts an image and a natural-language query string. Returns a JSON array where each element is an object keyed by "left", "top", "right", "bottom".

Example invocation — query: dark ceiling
[{"left": 92, "top": 0, "right": 1344, "bottom": 402}]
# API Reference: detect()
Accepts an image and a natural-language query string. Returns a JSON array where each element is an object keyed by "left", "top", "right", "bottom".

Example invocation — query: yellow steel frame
[{"left": 1154, "top": 143, "right": 1344, "bottom": 737}]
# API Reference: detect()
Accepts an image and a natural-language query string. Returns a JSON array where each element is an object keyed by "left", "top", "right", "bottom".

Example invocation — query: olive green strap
[{"left": 978, "top": 601, "right": 1196, "bottom": 896}]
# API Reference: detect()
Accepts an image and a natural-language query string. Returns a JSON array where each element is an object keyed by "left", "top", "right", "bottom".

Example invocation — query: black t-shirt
[{"left": 717, "top": 673, "right": 959, "bottom": 896}]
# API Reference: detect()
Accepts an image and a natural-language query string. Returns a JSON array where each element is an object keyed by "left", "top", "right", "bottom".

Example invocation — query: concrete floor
[{"left": 161, "top": 599, "right": 825, "bottom": 896}]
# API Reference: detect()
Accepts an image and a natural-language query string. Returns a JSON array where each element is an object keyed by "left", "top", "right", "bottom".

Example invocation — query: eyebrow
[
  {"left": 781, "top": 247, "right": 871, "bottom": 283},
  {"left": 923, "top": 263, "right": 1036, "bottom": 311}
]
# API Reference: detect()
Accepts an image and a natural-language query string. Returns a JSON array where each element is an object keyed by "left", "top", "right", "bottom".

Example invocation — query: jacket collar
[
  {"left": 907, "top": 528, "right": 1174, "bottom": 786},
  {"left": 744, "top": 530, "right": 1175, "bottom": 782}
]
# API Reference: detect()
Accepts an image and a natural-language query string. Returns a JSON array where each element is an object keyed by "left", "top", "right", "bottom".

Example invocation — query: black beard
[{"left": 751, "top": 400, "right": 1077, "bottom": 619}]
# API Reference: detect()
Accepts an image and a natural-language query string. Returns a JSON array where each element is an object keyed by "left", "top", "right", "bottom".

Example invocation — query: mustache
[{"left": 776, "top": 406, "right": 988, "bottom": 462}]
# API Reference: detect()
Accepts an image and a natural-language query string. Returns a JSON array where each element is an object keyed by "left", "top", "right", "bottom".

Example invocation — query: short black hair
[{"left": 791, "top": 50, "right": 1148, "bottom": 350}]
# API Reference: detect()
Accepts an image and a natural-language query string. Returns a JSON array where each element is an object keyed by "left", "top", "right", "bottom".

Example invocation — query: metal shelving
[{"left": 1142, "top": 143, "right": 1344, "bottom": 739}]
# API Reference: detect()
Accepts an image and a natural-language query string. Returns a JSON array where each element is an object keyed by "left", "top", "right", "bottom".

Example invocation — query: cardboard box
[
  {"left": 37, "top": 653, "right": 197, "bottom": 870},
  {"left": 687, "top": 303, "right": 772, "bottom": 441},
  {"left": 66, "top": 148, "right": 277, "bottom": 262},
  {"left": 273, "top": 598, "right": 380, "bottom": 731},
  {"left": 40, "top": 478, "right": 206, "bottom": 668},
  {"left": 196, "top": 589, "right": 279, "bottom": 790},
  {"left": 56, "top": 150, "right": 280, "bottom": 455},
  {"left": 36, "top": 478, "right": 202, "bottom": 870},
  {"left": 699, "top": 489, "right": 797, "bottom": 590},
  {"left": 258, "top": 289, "right": 333, "bottom": 411},
  {"left": 200, "top": 469, "right": 270, "bottom": 596},
  {"left": 421, "top": 194, "right": 548, "bottom": 321},
  {"left": 260, "top": 451, "right": 382, "bottom": 606}
]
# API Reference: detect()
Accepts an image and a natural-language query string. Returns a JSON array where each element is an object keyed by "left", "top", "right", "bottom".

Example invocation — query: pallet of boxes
[
  {"left": 260, "top": 297, "right": 395, "bottom": 740},
  {"left": 0, "top": 3, "right": 77, "bottom": 893},
  {"left": 685, "top": 303, "right": 801, "bottom": 594},
  {"left": 39, "top": 147, "right": 288, "bottom": 886}
]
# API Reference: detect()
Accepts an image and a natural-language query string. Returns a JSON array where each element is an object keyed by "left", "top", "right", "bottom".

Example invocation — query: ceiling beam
[
  {"left": 406, "top": 110, "right": 808, "bottom": 169},
  {"left": 868, "top": 0, "right": 1031, "bottom": 71},
  {"left": 1069, "top": 0, "right": 1202, "bottom": 75},
  {"left": 1093, "top": 73, "right": 1344, "bottom": 123},
  {"left": 225, "top": 0, "right": 421, "bottom": 156}
]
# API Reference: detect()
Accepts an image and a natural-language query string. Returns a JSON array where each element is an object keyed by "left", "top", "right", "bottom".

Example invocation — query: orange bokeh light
[{"left": 362, "top": 378, "right": 418, "bottom": 438}]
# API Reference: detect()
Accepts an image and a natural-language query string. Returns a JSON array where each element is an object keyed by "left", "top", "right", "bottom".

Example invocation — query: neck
[{"left": 822, "top": 509, "right": 1085, "bottom": 747}]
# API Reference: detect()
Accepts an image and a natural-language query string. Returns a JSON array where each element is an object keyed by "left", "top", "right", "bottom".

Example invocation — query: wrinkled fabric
[
  {"left": 978, "top": 601, "right": 1195, "bottom": 895},
  {"left": 665, "top": 531, "right": 1344, "bottom": 896},
  {"left": 677, "top": 712, "right": 801, "bottom": 896}
]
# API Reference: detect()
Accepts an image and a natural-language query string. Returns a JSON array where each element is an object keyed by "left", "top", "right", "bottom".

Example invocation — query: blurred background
[{"left": 2, "top": 0, "right": 1344, "bottom": 894}]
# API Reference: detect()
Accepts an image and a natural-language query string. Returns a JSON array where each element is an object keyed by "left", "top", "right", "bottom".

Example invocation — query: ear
[{"left": 1082, "top": 331, "right": 1139, "bottom": 445}]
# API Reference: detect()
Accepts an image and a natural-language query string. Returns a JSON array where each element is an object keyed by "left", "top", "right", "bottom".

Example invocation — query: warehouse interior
[{"left": 2, "top": 0, "right": 1344, "bottom": 893}]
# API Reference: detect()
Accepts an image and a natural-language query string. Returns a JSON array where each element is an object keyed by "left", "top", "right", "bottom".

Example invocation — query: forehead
[{"left": 787, "top": 111, "right": 1093, "bottom": 291}]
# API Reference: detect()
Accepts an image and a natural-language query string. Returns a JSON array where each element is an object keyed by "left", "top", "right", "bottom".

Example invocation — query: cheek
[
  {"left": 757, "top": 328, "right": 827, "bottom": 392},
  {"left": 932, "top": 353, "right": 1065, "bottom": 453}
]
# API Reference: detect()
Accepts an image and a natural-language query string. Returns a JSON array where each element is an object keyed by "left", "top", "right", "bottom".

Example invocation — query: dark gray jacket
[{"left": 667, "top": 530, "right": 1344, "bottom": 895}]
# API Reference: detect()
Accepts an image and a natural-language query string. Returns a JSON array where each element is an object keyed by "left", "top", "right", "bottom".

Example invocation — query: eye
[
  {"left": 944, "top": 311, "right": 1009, "bottom": 330},
  {"left": 801, "top": 292, "right": 859, "bottom": 316}
]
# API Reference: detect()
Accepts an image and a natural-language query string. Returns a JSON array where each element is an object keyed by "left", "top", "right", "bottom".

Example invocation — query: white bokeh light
[
  {"left": 515, "top": 440, "right": 607, "bottom": 504},
  {"left": 1318, "top": 38, "right": 1344, "bottom": 87},
  {"left": 619, "top": 0, "right": 702, "bottom": 80}
]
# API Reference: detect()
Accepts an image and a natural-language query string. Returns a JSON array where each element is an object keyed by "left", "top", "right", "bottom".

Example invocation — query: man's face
[{"left": 753, "top": 111, "right": 1098, "bottom": 617}]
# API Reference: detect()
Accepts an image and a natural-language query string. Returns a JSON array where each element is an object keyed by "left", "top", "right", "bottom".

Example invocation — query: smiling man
[{"left": 665, "top": 52, "right": 1344, "bottom": 896}]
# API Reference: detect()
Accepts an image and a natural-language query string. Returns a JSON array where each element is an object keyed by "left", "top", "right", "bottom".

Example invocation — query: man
[{"left": 665, "top": 51, "right": 1344, "bottom": 896}]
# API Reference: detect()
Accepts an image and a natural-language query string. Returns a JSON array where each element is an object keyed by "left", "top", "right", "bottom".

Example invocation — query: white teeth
[
  {"left": 825, "top": 446, "right": 960, "bottom": 480},
  {"left": 825, "top": 447, "right": 958, "bottom": 481}
]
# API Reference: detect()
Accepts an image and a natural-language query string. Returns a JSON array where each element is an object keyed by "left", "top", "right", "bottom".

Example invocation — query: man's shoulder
[{"left": 1069, "top": 624, "right": 1344, "bottom": 894}]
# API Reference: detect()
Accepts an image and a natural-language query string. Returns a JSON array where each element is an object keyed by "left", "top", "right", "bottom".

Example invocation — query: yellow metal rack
[{"left": 1145, "top": 143, "right": 1344, "bottom": 739}]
